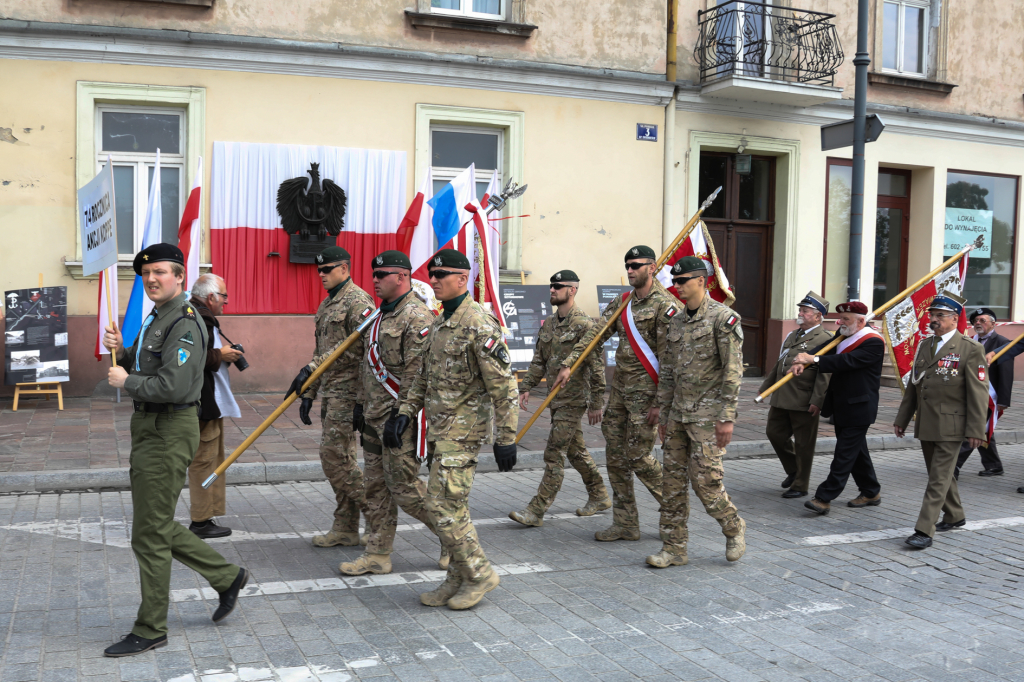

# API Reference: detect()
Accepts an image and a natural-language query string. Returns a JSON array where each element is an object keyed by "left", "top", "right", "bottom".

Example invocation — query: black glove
[
  {"left": 285, "top": 365, "right": 313, "bottom": 401},
  {"left": 494, "top": 443, "right": 517, "bottom": 472},
  {"left": 298, "top": 398, "right": 314, "bottom": 426},
  {"left": 383, "top": 409, "right": 410, "bottom": 449},
  {"left": 353, "top": 403, "right": 365, "bottom": 433}
]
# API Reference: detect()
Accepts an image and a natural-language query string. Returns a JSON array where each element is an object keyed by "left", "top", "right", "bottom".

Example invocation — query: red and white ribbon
[
  {"left": 621, "top": 292, "right": 659, "bottom": 384},
  {"left": 366, "top": 313, "right": 428, "bottom": 462},
  {"left": 837, "top": 326, "right": 883, "bottom": 354}
]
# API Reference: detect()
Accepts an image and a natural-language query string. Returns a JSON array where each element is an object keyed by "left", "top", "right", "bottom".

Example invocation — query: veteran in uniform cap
[
  {"left": 955, "top": 307, "right": 1011, "bottom": 478},
  {"left": 759, "top": 292, "right": 832, "bottom": 498},
  {"left": 101, "top": 244, "right": 248, "bottom": 657},
  {"left": 286, "top": 246, "right": 375, "bottom": 547},
  {"left": 554, "top": 246, "right": 678, "bottom": 542},
  {"left": 651, "top": 256, "right": 746, "bottom": 567},
  {"left": 388, "top": 248, "right": 518, "bottom": 610},
  {"left": 340, "top": 251, "right": 448, "bottom": 576},
  {"left": 510, "top": 270, "right": 610, "bottom": 527},
  {"left": 895, "top": 292, "right": 989, "bottom": 548}
]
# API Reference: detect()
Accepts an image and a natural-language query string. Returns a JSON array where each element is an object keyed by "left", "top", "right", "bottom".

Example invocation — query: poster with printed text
[{"left": 4, "top": 287, "right": 69, "bottom": 385}]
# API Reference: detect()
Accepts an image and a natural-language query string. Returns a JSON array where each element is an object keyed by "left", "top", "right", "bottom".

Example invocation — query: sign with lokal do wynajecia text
[
  {"left": 944, "top": 207, "right": 992, "bottom": 258},
  {"left": 78, "top": 161, "right": 119, "bottom": 276}
]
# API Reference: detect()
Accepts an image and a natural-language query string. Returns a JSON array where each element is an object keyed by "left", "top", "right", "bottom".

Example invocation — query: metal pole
[{"left": 847, "top": 0, "right": 870, "bottom": 302}]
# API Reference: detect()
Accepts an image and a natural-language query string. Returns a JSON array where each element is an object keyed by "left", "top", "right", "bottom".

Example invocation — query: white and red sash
[
  {"left": 836, "top": 326, "right": 883, "bottom": 354},
  {"left": 366, "top": 313, "right": 428, "bottom": 462},
  {"left": 621, "top": 292, "right": 659, "bottom": 384},
  {"left": 972, "top": 334, "right": 1000, "bottom": 441}
]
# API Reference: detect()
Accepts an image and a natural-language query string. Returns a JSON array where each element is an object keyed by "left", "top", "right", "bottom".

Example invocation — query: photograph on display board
[
  {"left": 4, "top": 287, "right": 69, "bottom": 385},
  {"left": 500, "top": 285, "right": 551, "bottom": 372},
  {"left": 596, "top": 285, "right": 632, "bottom": 368}
]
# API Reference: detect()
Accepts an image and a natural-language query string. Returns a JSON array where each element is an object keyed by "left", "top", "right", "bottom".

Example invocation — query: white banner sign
[
  {"left": 78, "top": 162, "right": 118, "bottom": 277},
  {"left": 944, "top": 207, "right": 992, "bottom": 258}
]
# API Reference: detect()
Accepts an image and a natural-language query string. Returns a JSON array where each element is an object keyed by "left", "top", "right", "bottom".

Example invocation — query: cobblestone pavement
[
  {"left": 4, "top": 380, "right": 1024, "bottom": 472},
  {"left": 3, "top": 445, "right": 1024, "bottom": 681}
]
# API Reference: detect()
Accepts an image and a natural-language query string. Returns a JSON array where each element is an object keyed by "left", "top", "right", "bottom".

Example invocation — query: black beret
[
  {"left": 550, "top": 270, "right": 579, "bottom": 284},
  {"left": 670, "top": 256, "right": 707, "bottom": 276},
  {"left": 429, "top": 248, "right": 471, "bottom": 270},
  {"left": 625, "top": 245, "right": 657, "bottom": 262},
  {"left": 133, "top": 243, "right": 184, "bottom": 275},
  {"left": 969, "top": 307, "right": 997, "bottom": 323},
  {"left": 371, "top": 250, "right": 412, "bottom": 270},
  {"left": 316, "top": 246, "right": 350, "bottom": 265}
]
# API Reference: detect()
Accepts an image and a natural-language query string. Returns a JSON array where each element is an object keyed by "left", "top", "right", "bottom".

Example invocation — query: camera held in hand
[{"left": 219, "top": 331, "right": 249, "bottom": 372}]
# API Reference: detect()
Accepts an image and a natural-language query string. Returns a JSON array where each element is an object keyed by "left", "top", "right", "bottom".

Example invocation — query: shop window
[
  {"left": 945, "top": 171, "right": 1019, "bottom": 319},
  {"left": 430, "top": 0, "right": 503, "bottom": 19},
  {"left": 822, "top": 158, "right": 853, "bottom": 306},
  {"left": 882, "top": 0, "right": 928, "bottom": 76}
]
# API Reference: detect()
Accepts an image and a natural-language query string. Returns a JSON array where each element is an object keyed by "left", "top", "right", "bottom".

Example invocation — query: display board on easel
[{"left": 5, "top": 285, "right": 69, "bottom": 390}]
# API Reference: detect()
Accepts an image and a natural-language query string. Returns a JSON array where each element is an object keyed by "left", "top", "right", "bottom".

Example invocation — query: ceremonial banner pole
[
  {"left": 514, "top": 186, "right": 723, "bottom": 444},
  {"left": 988, "top": 331, "right": 1024, "bottom": 365},
  {"left": 754, "top": 242, "right": 976, "bottom": 403}
]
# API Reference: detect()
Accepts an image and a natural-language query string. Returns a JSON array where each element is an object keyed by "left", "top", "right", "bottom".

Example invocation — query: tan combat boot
[
  {"left": 576, "top": 494, "right": 611, "bottom": 517},
  {"left": 595, "top": 526, "right": 640, "bottom": 542},
  {"left": 726, "top": 518, "right": 746, "bottom": 562},
  {"left": 438, "top": 546, "right": 450, "bottom": 571},
  {"left": 311, "top": 529, "right": 361, "bottom": 548},
  {"left": 509, "top": 510, "right": 543, "bottom": 527},
  {"left": 339, "top": 553, "right": 392, "bottom": 576},
  {"left": 447, "top": 570, "right": 500, "bottom": 610},
  {"left": 646, "top": 549, "right": 688, "bottom": 568},
  {"left": 420, "top": 573, "right": 463, "bottom": 607}
]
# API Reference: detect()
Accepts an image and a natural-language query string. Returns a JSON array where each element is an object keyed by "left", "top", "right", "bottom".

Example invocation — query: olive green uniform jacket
[{"left": 758, "top": 325, "right": 833, "bottom": 411}]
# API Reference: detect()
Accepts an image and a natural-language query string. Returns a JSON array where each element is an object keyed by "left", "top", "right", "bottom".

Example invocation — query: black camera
[{"left": 219, "top": 330, "right": 249, "bottom": 372}]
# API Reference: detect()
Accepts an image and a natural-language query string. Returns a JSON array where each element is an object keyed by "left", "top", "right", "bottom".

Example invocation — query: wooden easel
[{"left": 9, "top": 273, "right": 66, "bottom": 411}]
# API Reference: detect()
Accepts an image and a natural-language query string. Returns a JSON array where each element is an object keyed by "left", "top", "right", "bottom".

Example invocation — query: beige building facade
[{"left": 1, "top": 0, "right": 1022, "bottom": 394}]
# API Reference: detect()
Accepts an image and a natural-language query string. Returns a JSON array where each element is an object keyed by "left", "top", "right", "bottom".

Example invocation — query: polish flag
[
  {"left": 657, "top": 220, "right": 735, "bottom": 307},
  {"left": 94, "top": 264, "right": 119, "bottom": 361},
  {"left": 177, "top": 156, "right": 203, "bottom": 292}
]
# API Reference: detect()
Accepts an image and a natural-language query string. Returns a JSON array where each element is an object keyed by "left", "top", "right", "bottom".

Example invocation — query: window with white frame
[
  {"left": 96, "top": 106, "right": 185, "bottom": 256},
  {"left": 430, "top": 0, "right": 503, "bottom": 19},
  {"left": 881, "top": 0, "right": 928, "bottom": 76}
]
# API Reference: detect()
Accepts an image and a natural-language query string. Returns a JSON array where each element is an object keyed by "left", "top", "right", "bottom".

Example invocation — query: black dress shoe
[
  {"left": 781, "top": 474, "right": 795, "bottom": 489},
  {"left": 213, "top": 568, "right": 250, "bottom": 623},
  {"left": 104, "top": 633, "right": 167, "bottom": 657},
  {"left": 936, "top": 519, "right": 967, "bottom": 532},
  {"left": 190, "top": 519, "right": 232, "bottom": 539},
  {"left": 782, "top": 489, "right": 807, "bottom": 498},
  {"left": 905, "top": 532, "right": 933, "bottom": 549},
  {"left": 978, "top": 469, "right": 1004, "bottom": 477},
  {"left": 1018, "top": 486, "right": 1024, "bottom": 494}
]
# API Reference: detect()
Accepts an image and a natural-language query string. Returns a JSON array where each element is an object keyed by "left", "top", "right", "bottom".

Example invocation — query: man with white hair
[
  {"left": 186, "top": 273, "right": 245, "bottom": 539},
  {"left": 789, "top": 301, "right": 884, "bottom": 516}
]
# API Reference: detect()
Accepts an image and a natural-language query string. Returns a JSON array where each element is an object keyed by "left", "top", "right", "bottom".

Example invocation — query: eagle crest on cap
[
  {"left": 375, "top": 256, "right": 383, "bottom": 265},
  {"left": 631, "top": 248, "right": 639, "bottom": 256},
  {"left": 434, "top": 256, "right": 443, "bottom": 267},
  {"left": 554, "top": 273, "right": 562, "bottom": 281},
  {"left": 316, "top": 254, "right": 324, "bottom": 264}
]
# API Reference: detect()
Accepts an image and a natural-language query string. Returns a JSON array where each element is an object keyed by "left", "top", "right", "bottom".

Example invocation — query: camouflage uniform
[
  {"left": 399, "top": 295, "right": 518, "bottom": 587},
  {"left": 304, "top": 278, "right": 375, "bottom": 535},
  {"left": 656, "top": 293, "right": 744, "bottom": 555},
  {"left": 360, "top": 292, "right": 437, "bottom": 555},
  {"left": 563, "top": 281, "right": 679, "bottom": 531},
  {"left": 520, "top": 304, "right": 607, "bottom": 516}
]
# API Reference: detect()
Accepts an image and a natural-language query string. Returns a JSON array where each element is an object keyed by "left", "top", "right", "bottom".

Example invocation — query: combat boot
[
  {"left": 339, "top": 553, "right": 392, "bottom": 576},
  {"left": 509, "top": 510, "right": 543, "bottom": 527},
  {"left": 595, "top": 525, "right": 640, "bottom": 542},
  {"left": 311, "top": 529, "right": 361, "bottom": 547},
  {"left": 576, "top": 494, "right": 611, "bottom": 517},
  {"left": 726, "top": 518, "right": 746, "bottom": 562},
  {"left": 438, "top": 546, "right": 450, "bottom": 570},
  {"left": 420, "top": 573, "right": 463, "bottom": 607},
  {"left": 447, "top": 570, "right": 500, "bottom": 610},
  {"left": 646, "top": 550, "right": 688, "bottom": 568}
]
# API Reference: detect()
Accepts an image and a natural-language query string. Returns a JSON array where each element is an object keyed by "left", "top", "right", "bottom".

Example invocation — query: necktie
[{"left": 134, "top": 312, "right": 156, "bottom": 371}]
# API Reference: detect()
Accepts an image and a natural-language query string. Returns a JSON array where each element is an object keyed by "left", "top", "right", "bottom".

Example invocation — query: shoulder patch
[
  {"left": 419, "top": 327, "right": 430, "bottom": 338},
  {"left": 484, "top": 337, "right": 497, "bottom": 351},
  {"left": 178, "top": 330, "right": 194, "bottom": 345},
  {"left": 665, "top": 307, "right": 678, "bottom": 319},
  {"left": 184, "top": 305, "right": 196, "bottom": 318},
  {"left": 360, "top": 307, "right": 372, "bottom": 318},
  {"left": 723, "top": 314, "right": 739, "bottom": 330},
  {"left": 177, "top": 348, "right": 190, "bottom": 366}
]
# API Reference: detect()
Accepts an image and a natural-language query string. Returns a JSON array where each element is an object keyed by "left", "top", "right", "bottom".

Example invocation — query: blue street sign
[{"left": 636, "top": 124, "right": 658, "bottom": 142}]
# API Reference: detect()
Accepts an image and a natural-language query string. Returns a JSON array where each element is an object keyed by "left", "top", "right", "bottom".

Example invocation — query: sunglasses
[
  {"left": 549, "top": 283, "right": 574, "bottom": 290},
  {"left": 625, "top": 261, "right": 653, "bottom": 271},
  {"left": 428, "top": 269, "right": 460, "bottom": 280},
  {"left": 372, "top": 270, "right": 404, "bottom": 280},
  {"left": 672, "top": 275, "right": 702, "bottom": 286},
  {"left": 317, "top": 264, "right": 342, "bottom": 275}
]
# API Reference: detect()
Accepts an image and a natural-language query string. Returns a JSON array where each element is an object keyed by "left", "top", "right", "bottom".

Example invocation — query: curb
[{"left": 3, "top": 430, "right": 1020, "bottom": 494}]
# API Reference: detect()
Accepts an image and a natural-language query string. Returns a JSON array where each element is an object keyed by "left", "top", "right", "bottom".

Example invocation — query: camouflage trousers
[
  {"left": 601, "top": 391, "right": 663, "bottom": 529},
  {"left": 526, "top": 407, "right": 607, "bottom": 516},
  {"left": 660, "top": 419, "right": 742, "bottom": 554},
  {"left": 319, "top": 396, "right": 366, "bottom": 533},
  {"left": 361, "top": 415, "right": 436, "bottom": 555},
  {"left": 427, "top": 440, "right": 492, "bottom": 584}
]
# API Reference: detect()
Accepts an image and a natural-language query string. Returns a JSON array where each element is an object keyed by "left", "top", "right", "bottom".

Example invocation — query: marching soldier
[
  {"left": 510, "top": 269, "right": 610, "bottom": 527},
  {"left": 554, "top": 245, "right": 678, "bottom": 542},
  {"left": 102, "top": 244, "right": 247, "bottom": 657},
  {"left": 759, "top": 292, "right": 832, "bottom": 499},
  {"left": 894, "top": 292, "right": 989, "bottom": 549},
  {"left": 651, "top": 257, "right": 746, "bottom": 567},
  {"left": 285, "top": 246, "right": 375, "bottom": 548},
  {"left": 956, "top": 307, "right": 1011, "bottom": 478},
  {"left": 387, "top": 249, "right": 518, "bottom": 610},
  {"left": 340, "top": 251, "right": 448, "bottom": 576}
]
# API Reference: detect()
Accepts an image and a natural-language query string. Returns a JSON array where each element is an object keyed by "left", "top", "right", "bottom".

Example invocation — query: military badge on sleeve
[
  {"left": 978, "top": 366, "right": 987, "bottom": 382},
  {"left": 484, "top": 336, "right": 511, "bottom": 365},
  {"left": 665, "top": 307, "right": 678, "bottom": 319},
  {"left": 177, "top": 348, "right": 190, "bottom": 366},
  {"left": 178, "top": 331, "right": 195, "bottom": 345},
  {"left": 419, "top": 327, "right": 430, "bottom": 338}
]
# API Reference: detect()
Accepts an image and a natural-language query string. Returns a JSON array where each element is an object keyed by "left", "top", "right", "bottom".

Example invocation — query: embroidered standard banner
[{"left": 621, "top": 292, "right": 659, "bottom": 384}]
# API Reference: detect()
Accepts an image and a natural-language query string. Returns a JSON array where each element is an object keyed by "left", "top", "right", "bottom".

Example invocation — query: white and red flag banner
[
  {"left": 657, "top": 221, "right": 735, "bottom": 306},
  {"left": 211, "top": 142, "right": 406, "bottom": 314},
  {"left": 177, "top": 156, "right": 203, "bottom": 291}
]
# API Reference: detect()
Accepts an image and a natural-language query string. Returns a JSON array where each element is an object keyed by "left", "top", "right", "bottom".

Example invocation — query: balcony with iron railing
[{"left": 693, "top": 1, "right": 845, "bottom": 107}]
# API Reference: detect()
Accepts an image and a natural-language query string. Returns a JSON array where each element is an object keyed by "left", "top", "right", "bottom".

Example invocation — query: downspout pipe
[
  {"left": 848, "top": 0, "right": 870, "bottom": 301},
  {"left": 663, "top": 0, "right": 679, "bottom": 251}
]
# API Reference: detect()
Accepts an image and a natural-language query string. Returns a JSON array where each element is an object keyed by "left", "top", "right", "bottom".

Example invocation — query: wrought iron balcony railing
[{"left": 694, "top": 1, "right": 844, "bottom": 87}]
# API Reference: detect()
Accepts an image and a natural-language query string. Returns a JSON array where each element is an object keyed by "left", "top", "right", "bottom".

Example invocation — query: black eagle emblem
[{"left": 276, "top": 162, "right": 347, "bottom": 240}]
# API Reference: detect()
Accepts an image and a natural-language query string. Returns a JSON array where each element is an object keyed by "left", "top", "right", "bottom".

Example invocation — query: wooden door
[{"left": 873, "top": 168, "right": 912, "bottom": 311}]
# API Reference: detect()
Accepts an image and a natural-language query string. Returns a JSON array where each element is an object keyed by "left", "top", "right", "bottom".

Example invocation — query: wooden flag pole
[
  {"left": 754, "top": 242, "right": 976, "bottom": 403},
  {"left": 102, "top": 268, "right": 122, "bottom": 403},
  {"left": 514, "top": 186, "right": 723, "bottom": 444},
  {"left": 988, "top": 330, "right": 1024, "bottom": 366}
]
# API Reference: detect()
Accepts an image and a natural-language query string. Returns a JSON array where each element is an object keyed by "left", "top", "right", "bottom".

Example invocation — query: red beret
[{"left": 835, "top": 301, "right": 868, "bottom": 315}]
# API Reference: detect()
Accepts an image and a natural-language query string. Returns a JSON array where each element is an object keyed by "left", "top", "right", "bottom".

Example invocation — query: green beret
[
  {"left": 550, "top": 270, "right": 580, "bottom": 284},
  {"left": 133, "top": 243, "right": 184, "bottom": 276},
  {"left": 429, "top": 249, "right": 471, "bottom": 270},
  {"left": 316, "top": 246, "right": 350, "bottom": 265},
  {"left": 670, "top": 256, "right": 707, "bottom": 276},
  {"left": 625, "top": 245, "right": 657, "bottom": 262},
  {"left": 371, "top": 250, "right": 412, "bottom": 270}
]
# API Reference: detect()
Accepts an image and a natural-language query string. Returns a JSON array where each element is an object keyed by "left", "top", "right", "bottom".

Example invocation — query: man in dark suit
[
  {"left": 789, "top": 301, "right": 884, "bottom": 515},
  {"left": 955, "top": 307, "right": 1011, "bottom": 478}
]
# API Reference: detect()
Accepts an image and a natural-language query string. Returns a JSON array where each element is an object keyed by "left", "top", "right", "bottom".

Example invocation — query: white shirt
[
  {"left": 212, "top": 327, "right": 242, "bottom": 419},
  {"left": 933, "top": 328, "right": 958, "bottom": 357}
]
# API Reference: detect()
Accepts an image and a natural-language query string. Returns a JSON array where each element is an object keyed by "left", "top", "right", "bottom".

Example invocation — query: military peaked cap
[
  {"left": 835, "top": 301, "right": 869, "bottom": 315},
  {"left": 316, "top": 246, "right": 351, "bottom": 265},
  {"left": 430, "top": 249, "right": 471, "bottom": 270},
  {"left": 969, "top": 307, "right": 997, "bottom": 323},
  {"left": 797, "top": 291, "right": 829, "bottom": 316},
  {"left": 550, "top": 270, "right": 579, "bottom": 284},
  {"left": 133, "top": 243, "right": 185, "bottom": 275},
  {"left": 371, "top": 250, "right": 412, "bottom": 270},
  {"left": 929, "top": 290, "right": 966, "bottom": 315},
  {"left": 670, "top": 256, "right": 707, "bottom": 276},
  {"left": 625, "top": 245, "right": 657, "bottom": 262}
]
